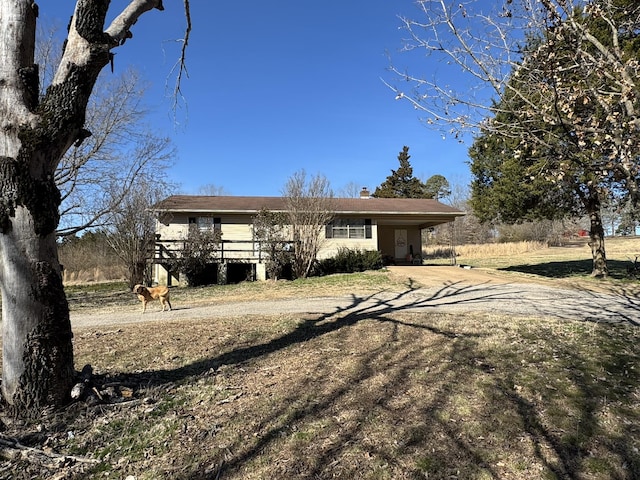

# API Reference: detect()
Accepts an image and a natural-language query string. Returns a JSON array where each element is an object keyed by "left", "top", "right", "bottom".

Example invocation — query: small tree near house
[
  {"left": 105, "top": 178, "right": 169, "bottom": 289},
  {"left": 283, "top": 170, "right": 335, "bottom": 279},
  {"left": 169, "top": 225, "right": 222, "bottom": 287},
  {"left": 253, "top": 208, "right": 292, "bottom": 280}
]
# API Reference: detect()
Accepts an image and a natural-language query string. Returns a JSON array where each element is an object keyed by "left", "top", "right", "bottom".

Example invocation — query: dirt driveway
[
  {"left": 387, "top": 264, "right": 627, "bottom": 291},
  {"left": 70, "top": 266, "right": 640, "bottom": 329},
  {"left": 388, "top": 265, "right": 529, "bottom": 287}
]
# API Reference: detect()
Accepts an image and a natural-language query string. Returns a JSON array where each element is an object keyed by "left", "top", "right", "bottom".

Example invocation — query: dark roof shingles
[{"left": 154, "top": 195, "right": 464, "bottom": 215}]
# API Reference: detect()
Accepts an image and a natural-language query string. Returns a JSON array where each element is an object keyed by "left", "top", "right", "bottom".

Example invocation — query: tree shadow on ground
[
  {"left": 65, "top": 279, "right": 640, "bottom": 479},
  {"left": 499, "top": 259, "right": 633, "bottom": 279},
  {"left": 109, "top": 280, "right": 481, "bottom": 384},
  {"left": 92, "top": 277, "right": 640, "bottom": 389},
  {"left": 171, "top": 293, "right": 638, "bottom": 479}
]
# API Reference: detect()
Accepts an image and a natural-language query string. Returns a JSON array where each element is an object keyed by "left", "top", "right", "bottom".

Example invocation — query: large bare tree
[
  {"left": 56, "top": 69, "right": 175, "bottom": 236},
  {"left": 0, "top": 0, "right": 189, "bottom": 418},
  {"left": 387, "top": 0, "right": 640, "bottom": 276},
  {"left": 34, "top": 24, "right": 175, "bottom": 237}
]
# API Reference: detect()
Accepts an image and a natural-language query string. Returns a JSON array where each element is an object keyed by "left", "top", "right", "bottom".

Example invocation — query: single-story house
[{"left": 151, "top": 189, "right": 465, "bottom": 284}]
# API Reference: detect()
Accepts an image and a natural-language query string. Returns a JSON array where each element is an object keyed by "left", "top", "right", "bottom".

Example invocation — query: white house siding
[
  {"left": 156, "top": 214, "right": 258, "bottom": 260},
  {"left": 157, "top": 213, "right": 386, "bottom": 261},
  {"left": 217, "top": 215, "right": 255, "bottom": 260},
  {"left": 319, "top": 238, "right": 379, "bottom": 259},
  {"left": 320, "top": 221, "right": 379, "bottom": 259},
  {"left": 154, "top": 214, "right": 188, "bottom": 286},
  {"left": 156, "top": 213, "right": 190, "bottom": 242}
]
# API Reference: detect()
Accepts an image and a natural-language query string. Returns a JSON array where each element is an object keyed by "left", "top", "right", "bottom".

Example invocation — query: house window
[
  {"left": 326, "top": 219, "right": 372, "bottom": 239},
  {"left": 189, "top": 216, "right": 221, "bottom": 232}
]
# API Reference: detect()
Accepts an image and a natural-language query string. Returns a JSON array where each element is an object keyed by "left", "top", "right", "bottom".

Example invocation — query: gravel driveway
[{"left": 70, "top": 266, "right": 640, "bottom": 329}]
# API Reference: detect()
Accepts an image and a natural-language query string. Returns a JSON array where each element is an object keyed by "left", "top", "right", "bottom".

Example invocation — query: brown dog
[{"left": 133, "top": 284, "right": 172, "bottom": 313}]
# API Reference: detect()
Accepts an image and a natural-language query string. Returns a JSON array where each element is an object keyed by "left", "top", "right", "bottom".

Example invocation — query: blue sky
[{"left": 44, "top": 1, "right": 474, "bottom": 197}]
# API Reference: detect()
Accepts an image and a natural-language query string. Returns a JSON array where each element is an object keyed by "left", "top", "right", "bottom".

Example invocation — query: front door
[{"left": 394, "top": 229, "right": 407, "bottom": 259}]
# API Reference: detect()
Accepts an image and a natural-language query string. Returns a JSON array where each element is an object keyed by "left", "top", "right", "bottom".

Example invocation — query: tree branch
[{"left": 105, "top": 0, "right": 165, "bottom": 43}]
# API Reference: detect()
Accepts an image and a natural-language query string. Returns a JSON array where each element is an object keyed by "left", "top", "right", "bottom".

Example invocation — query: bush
[
  {"left": 168, "top": 227, "right": 222, "bottom": 287},
  {"left": 315, "top": 248, "right": 383, "bottom": 276}
]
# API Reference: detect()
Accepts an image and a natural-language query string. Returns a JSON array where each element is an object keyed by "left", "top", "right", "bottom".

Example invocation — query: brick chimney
[{"left": 359, "top": 187, "right": 371, "bottom": 199}]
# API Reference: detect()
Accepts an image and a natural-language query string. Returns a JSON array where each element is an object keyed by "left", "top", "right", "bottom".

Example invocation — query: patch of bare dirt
[{"left": 388, "top": 265, "right": 519, "bottom": 287}]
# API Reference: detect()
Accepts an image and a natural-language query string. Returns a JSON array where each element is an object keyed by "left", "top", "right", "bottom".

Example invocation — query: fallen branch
[{"left": 0, "top": 435, "right": 100, "bottom": 465}]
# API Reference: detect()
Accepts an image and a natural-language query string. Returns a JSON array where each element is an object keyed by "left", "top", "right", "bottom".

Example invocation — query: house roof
[
  {"left": 153, "top": 195, "right": 464, "bottom": 229},
  {"left": 153, "top": 195, "right": 465, "bottom": 217}
]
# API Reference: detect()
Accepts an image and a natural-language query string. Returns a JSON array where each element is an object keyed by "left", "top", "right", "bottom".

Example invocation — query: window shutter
[
  {"left": 213, "top": 217, "right": 222, "bottom": 231},
  {"left": 365, "top": 219, "right": 372, "bottom": 239},
  {"left": 325, "top": 222, "right": 333, "bottom": 239}
]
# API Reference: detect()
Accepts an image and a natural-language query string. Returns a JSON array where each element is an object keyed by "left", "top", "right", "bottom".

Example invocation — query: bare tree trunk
[
  {"left": 128, "top": 261, "right": 148, "bottom": 290},
  {"left": 0, "top": 0, "right": 172, "bottom": 418},
  {"left": 0, "top": 0, "right": 73, "bottom": 415},
  {"left": 586, "top": 189, "right": 608, "bottom": 277},
  {"left": 0, "top": 209, "right": 74, "bottom": 414}
]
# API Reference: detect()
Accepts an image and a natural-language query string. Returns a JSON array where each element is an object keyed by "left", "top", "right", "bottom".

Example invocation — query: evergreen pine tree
[{"left": 373, "top": 146, "right": 426, "bottom": 198}]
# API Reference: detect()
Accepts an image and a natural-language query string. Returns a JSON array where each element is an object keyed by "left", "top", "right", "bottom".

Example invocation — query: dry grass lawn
[{"left": 1, "top": 238, "right": 640, "bottom": 479}]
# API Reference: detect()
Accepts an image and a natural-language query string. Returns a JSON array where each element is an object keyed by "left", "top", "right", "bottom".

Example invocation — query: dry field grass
[
  {"left": 462, "top": 237, "right": 634, "bottom": 267},
  {"left": 426, "top": 236, "right": 640, "bottom": 281},
  {"left": 1, "top": 238, "right": 640, "bottom": 479}
]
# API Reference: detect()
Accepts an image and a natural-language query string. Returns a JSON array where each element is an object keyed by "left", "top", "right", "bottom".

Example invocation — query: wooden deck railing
[{"left": 154, "top": 239, "right": 295, "bottom": 264}]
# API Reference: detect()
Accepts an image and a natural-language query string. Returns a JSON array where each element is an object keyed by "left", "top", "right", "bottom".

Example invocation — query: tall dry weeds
[
  {"left": 423, "top": 240, "right": 548, "bottom": 259},
  {"left": 59, "top": 234, "right": 127, "bottom": 284}
]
